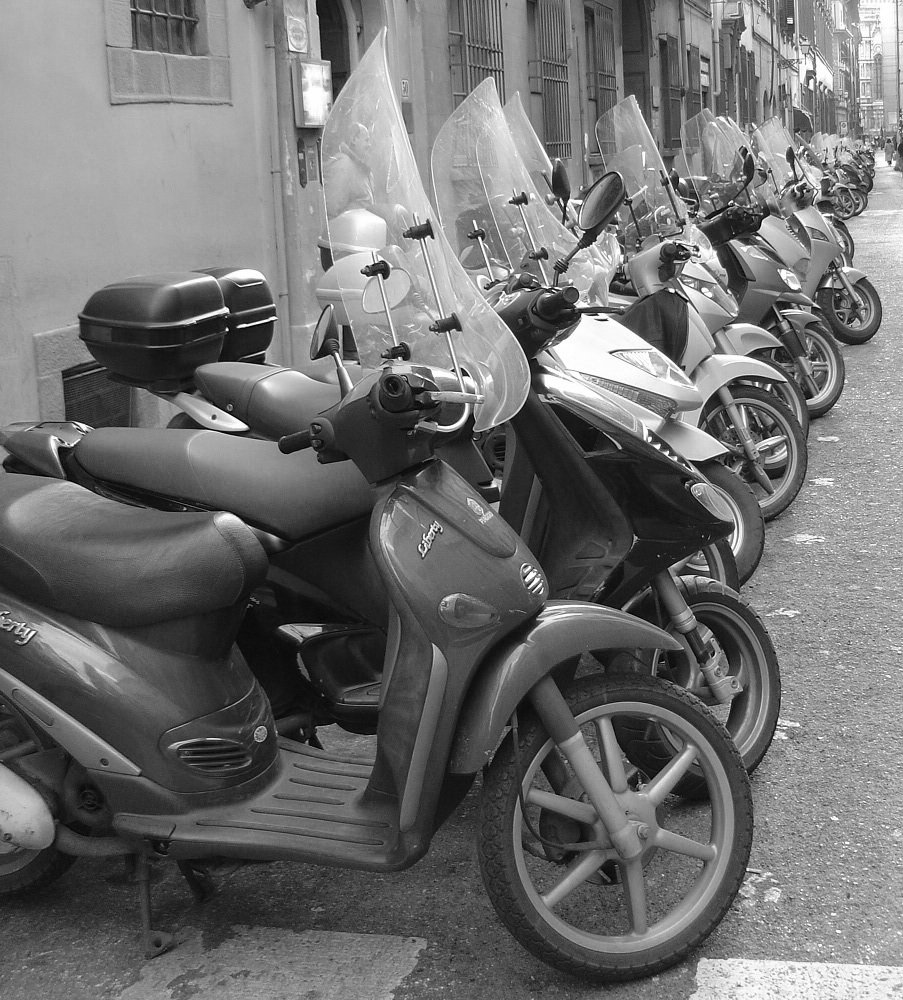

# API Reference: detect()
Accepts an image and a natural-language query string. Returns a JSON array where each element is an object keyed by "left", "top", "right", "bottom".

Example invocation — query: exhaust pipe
[{"left": 0, "top": 763, "right": 55, "bottom": 852}]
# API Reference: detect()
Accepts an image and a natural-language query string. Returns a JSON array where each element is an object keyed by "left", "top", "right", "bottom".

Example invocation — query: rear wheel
[
  {"left": 816, "top": 277, "right": 882, "bottom": 345},
  {"left": 0, "top": 699, "right": 75, "bottom": 895},
  {"left": 701, "top": 386, "right": 808, "bottom": 521},
  {"left": 479, "top": 673, "right": 753, "bottom": 982}
]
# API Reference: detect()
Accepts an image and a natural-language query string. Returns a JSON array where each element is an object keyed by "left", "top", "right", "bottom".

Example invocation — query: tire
[
  {"left": 816, "top": 276, "right": 882, "bottom": 345},
  {"left": 700, "top": 385, "right": 808, "bottom": 522},
  {"left": 623, "top": 576, "right": 781, "bottom": 794},
  {"left": 832, "top": 189, "right": 855, "bottom": 220},
  {"left": 849, "top": 188, "right": 867, "bottom": 216},
  {"left": 478, "top": 673, "right": 753, "bottom": 982},
  {"left": 692, "top": 461, "right": 765, "bottom": 586},
  {"left": 730, "top": 359, "right": 810, "bottom": 438},
  {"left": 0, "top": 699, "right": 75, "bottom": 896},
  {"left": 754, "top": 320, "right": 846, "bottom": 419},
  {"left": 679, "top": 538, "right": 740, "bottom": 591},
  {"left": 830, "top": 220, "right": 854, "bottom": 264}
]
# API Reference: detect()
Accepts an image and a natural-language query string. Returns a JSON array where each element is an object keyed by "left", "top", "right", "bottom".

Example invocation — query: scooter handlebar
[
  {"left": 278, "top": 429, "right": 313, "bottom": 454},
  {"left": 533, "top": 286, "right": 580, "bottom": 321}
]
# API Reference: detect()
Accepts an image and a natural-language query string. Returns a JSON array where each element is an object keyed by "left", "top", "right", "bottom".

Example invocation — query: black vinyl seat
[{"left": 0, "top": 475, "right": 268, "bottom": 627}]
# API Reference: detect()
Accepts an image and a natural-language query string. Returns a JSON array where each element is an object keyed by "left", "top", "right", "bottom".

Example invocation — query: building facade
[{"left": 1, "top": 0, "right": 863, "bottom": 429}]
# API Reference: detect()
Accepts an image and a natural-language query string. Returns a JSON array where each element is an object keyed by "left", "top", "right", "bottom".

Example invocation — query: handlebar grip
[
  {"left": 278, "top": 429, "right": 313, "bottom": 454},
  {"left": 660, "top": 242, "right": 681, "bottom": 262},
  {"left": 533, "top": 286, "right": 579, "bottom": 321}
]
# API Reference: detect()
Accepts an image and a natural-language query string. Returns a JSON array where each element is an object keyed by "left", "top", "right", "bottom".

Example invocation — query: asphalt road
[{"left": 2, "top": 159, "right": 902, "bottom": 1000}]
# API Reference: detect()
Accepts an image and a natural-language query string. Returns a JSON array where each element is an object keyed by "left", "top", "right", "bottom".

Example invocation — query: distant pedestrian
[
  {"left": 885, "top": 137, "right": 894, "bottom": 165},
  {"left": 897, "top": 137, "right": 903, "bottom": 172}
]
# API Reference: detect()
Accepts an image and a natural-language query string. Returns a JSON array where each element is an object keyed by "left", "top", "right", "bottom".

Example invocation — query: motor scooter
[
  {"left": 0, "top": 36, "right": 754, "bottom": 980},
  {"left": 0, "top": 189, "right": 780, "bottom": 784},
  {"left": 752, "top": 119, "right": 882, "bottom": 345},
  {"left": 571, "top": 98, "right": 807, "bottom": 522},
  {"left": 674, "top": 114, "right": 845, "bottom": 419}
]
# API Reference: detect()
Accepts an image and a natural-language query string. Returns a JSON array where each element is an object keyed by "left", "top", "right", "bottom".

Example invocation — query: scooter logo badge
[
  {"left": 0, "top": 610, "right": 37, "bottom": 646},
  {"left": 466, "top": 497, "right": 494, "bottom": 525},
  {"left": 418, "top": 520, "right": 444, "bottom": 559}
]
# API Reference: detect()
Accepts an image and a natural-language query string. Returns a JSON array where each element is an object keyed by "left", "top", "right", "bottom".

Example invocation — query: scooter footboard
[{"left": 446, "top": 601, "right": 681, "bottom": 774}]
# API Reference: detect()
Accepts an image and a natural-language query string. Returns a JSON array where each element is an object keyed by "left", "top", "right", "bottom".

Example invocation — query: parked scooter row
[
  {"left": 0, "top": 38, "right": 882, "bottom": 982},
  {"left": 0, "top": 34, "right": 758, "bottom": 982}
]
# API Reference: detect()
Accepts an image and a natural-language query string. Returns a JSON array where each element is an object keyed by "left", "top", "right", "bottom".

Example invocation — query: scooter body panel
[
  {"left": 0, "top": 589, "right": 277, "bottom": 795},
  {"left": 713, "top": 322, "right": 783, "bottom": 356},
  {"left": 818, "top": 265, "right": 868, "bottom": 290},
  {"left": 447, "top": 600, "right": 682, "bottom": 773},
  {"left": 682, "top": 353, "right": 788, "bottom": 426}
]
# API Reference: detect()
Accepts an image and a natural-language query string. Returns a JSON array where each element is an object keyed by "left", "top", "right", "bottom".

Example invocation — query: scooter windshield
[
  {"left": 321, "top": 32, "right": 529, "bottom": 431},
  {"left": 677, "top": 111, "right": 751, "bottom": 216},
  {"left": 431, "top": 78, "right": 612, "bottom": 302},
  {"left": 750, "top": 118, "right": 799, "bottom": 219},
  {"left": 596, "top": 96, "right": 688, "bottom": 244}
]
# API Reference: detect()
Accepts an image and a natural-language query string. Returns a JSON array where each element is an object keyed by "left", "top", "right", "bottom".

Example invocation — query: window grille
[
  {"left": 584, "top": 1, "right": 617, "bottom": 155},
  {"left": 659, "top": 35, "right": 682, "bottom": 150},
  {"left": 449, "top": 0, "right": 505, "bottom": 107},
  {"left": 530, "top": 0, "right": 571, "bottom": 160},
  {"left": 687, "top": 45, "right": 702, "bottom": 120},
  {"left": 130, "top": 0, "right": 199, "bottom": 56}
]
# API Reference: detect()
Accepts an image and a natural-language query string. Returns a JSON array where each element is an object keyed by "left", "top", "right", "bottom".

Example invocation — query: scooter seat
[
  {"left": 0, "top": 475, "right": 268, "bottom": 627},
  {"left": 73, "top": 428, "right": 374, "bottom": 542},
  {"left": 193, "top": 363, "right": 346, "bottom": 439}
]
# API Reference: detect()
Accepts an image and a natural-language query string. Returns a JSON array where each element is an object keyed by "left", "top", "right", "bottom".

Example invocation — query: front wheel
[
  {"left": 478, "top": 673, "right": 753, "bottom": 983},
  {"left": 691, "top": 461, "right": 765, "bottom": 586},
  {"left": 701, "top": 386, "right": 808, "bottom": 521},
  {"left": 833, "top": 189, "right": 855, "bottom": 220},
  {"left": 816, "top": 277, "right": 882, "bottom": 344},
  {"left": 754, "top": 320, "right": 846, "bottom": 418},
  {"left": 831, "top": 219, "right": 855, "bottom": 263}
]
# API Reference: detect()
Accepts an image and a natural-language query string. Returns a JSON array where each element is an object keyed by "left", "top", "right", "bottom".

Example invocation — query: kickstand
[
  {"left": 178, "top": 861, "right": 217, "bottom": 903},
  {"left": 135, "top": 854, "right": 175, "bottom": 959}
]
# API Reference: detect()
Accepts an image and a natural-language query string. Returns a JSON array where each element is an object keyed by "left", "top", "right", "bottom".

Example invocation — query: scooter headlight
[
  {"left": 778, "top": 267, "right": 802, "bottom": 291},
  {"left": 610, "top": 348, "right": 694, "bottom": 387}
]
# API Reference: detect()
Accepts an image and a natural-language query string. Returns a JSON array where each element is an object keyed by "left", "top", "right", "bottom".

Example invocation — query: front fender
[
  {"left": 818, "top": 265, "right": 867, "bottom": 291},
  {"left": 775, "top": 291, "right": 817, "bottom": 309},
  {"left": 682, "top": 353, "right": 787, "bottom": 425},
  {"left": 777, "top": 307, "right": 823, "bottom": 333},
  {"left": 714, "top": 323, "right": 782, "bottom": 356},
  {"left": 655, "top": 419, "right": 727, "bottom": 462},
  {"left": 447, "top": 601, "right": 681, "bottom": 774}
]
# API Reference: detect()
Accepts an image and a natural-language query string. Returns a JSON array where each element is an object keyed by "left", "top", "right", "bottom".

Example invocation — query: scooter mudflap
[{"left": 115, "top": 741, "right": 406, "bottom": 870}]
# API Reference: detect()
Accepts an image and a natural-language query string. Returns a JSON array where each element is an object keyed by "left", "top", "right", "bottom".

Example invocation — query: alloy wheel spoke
[
  {"left": 652, "top": 827, "right": 717, "bottom": 862},
  {"left": 620, "top": 857, "right": 649, "bottom": 934},
  {"left": 645, "top": 741, "right": 699, "bottom": 805},
  {"left": 525, "top": 787, "right": 598, "bottom": 825},
  {"left": 539, "top": 849, "right": 610, "bottom": 909},
  {"left": 595, "top": 717, "right": 629, "bottom": 793}
]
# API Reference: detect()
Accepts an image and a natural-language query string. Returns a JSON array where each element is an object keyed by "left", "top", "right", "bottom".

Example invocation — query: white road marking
[
  {"left": 690, "top": 959, "right": 903, "bottom": 999},
  {"left": 118, "top": 925, "right": 425, "bottom": 1000}
]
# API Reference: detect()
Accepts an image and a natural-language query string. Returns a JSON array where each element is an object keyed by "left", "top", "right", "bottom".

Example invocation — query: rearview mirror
[
  {"left": 577, "top": 170, "right": 626, "bottom": 235},
  {"left": 550, "top": 159, "right": 571, "bottom": 203},
  {"left": 361, "top": 268, "right": 413, "bottom": 314},
  {"left": 310, "top": 304, "right": 340, "bottom": 361}
]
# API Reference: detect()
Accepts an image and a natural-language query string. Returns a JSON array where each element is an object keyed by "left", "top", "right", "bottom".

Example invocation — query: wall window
[
  {"left": 584, "top": 0, "right": 617, "bottom": 146},
  {"left": 449, "top": 0, "right": 505, "bottom": 106},
  {"left": 131, "top": 0, "right": 199, "bottom": 56},
  {"left": 659, "top": 34, "right": 682, "bottom": 150},
  {"left": 529, "top": 0, "right": 572, "bottom": 159},
  {"left": 105, "top": 0, "right": 231, "bottom": 105}
]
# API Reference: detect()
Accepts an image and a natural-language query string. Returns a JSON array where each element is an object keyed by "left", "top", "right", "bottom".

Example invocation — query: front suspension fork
[
  {"left": 772, "top": 308, "right": 820, "bottom": 398},
  {"left": 716, "top": 385, "right": 775, "bottom": 494},
  {"left": 652, "top": 571, "right": 740, "bottom": 704},
  {"left": 827, "top": 263, "right": 863, "bottom": 318}
]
